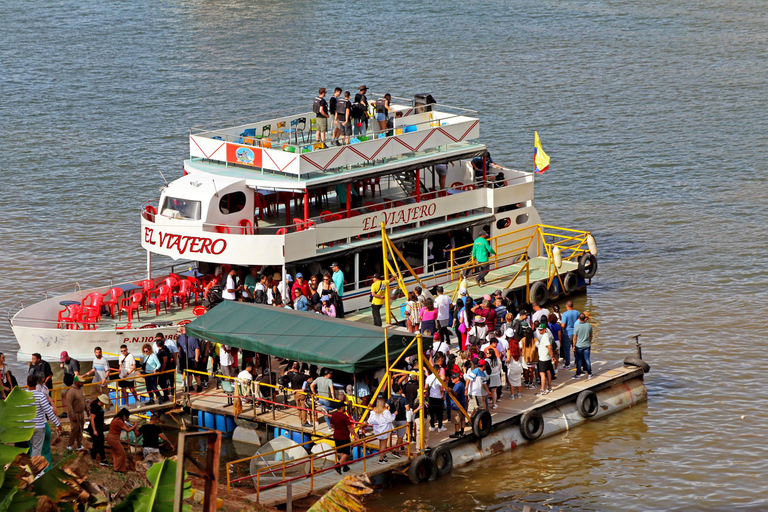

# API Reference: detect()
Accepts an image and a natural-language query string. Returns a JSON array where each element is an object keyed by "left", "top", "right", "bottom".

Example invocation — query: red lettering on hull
[{"left": 144, "top": 227, "right": 227, "bottom": 256}]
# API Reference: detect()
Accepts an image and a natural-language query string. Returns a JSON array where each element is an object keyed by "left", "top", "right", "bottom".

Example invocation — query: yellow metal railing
[{"left": 448, "top": 223, "right": 592, "bottom": 303}]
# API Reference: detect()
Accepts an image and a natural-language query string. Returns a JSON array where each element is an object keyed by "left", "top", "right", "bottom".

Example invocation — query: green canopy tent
[{"left": 185, "top": 301, "right": 415, "bottom": 374}]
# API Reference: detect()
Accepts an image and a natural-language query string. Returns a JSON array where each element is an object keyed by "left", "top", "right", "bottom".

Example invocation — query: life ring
[
  {"left": 429, "top": 444, "right": 453, "bottom": 477},
  {"left": 576, "top": 390, "right": 599, "bottom": 418},
  {"left": 624, "top": 356, "right": 651, "bottom": 373},
  {"left": 528, "top": 281, "right": 548, "bottom": 307},
  {"left": 407, "top": 455, "right": 437, "bottom": 484},
  {"left": 472, "top": 409, "right": 492, "bottom": 438},
  {"left": 519, "top": 409, "right": 544, "bottom": 441},
  {"left": 578, "top": 254, "right": 598, "bottom": 279},
  {"left": 563, "top": 272, "right": 578, "bottom": 294}
]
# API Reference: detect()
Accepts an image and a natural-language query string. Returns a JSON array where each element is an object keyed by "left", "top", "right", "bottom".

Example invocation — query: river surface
[{"left": 2, "top": 0, "right": 766, "bottom": 510}]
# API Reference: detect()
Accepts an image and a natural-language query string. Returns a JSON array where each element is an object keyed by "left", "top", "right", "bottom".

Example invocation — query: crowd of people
[{"left": 313, "top": 85, "right": 396, "bottom": 147}]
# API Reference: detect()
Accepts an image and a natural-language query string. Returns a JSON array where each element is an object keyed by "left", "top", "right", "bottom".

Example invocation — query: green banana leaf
[
  {"left": 0, "top": 387, "right": 36, "bottom": 467},
  {"left": 0, "top": 466, "right": 37, "bottom": 512},
  {"left": 31, "top": 452, "right": 78, "bottom": 509},
  {"left": 113, "top": 459, "right": 192, "bottom": 512}
]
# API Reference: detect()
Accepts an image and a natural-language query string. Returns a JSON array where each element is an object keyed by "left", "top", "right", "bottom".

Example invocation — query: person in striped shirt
[{"left": 27, "top": 375, "right": 61, "bottom": 458}]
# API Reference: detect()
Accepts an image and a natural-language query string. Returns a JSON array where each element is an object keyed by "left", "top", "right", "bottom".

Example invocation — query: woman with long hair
[
  {"left": 506, "top": 342, "right": 523, "bottom": 399},
  {"left": 405, "top": 291, "right": 420, "bottom": 333},
  {"left": 520, "top": 328, "right": 538, "bottom": 389},
  {"left": 419, "top": 298, "right": 438, "bottom": 335},
  {"left": 485, "top": 349, "right": 502, "bottom": 409},
  {"left": 106, "top": 408, "right": 138, "bottom": 473},
  {"left": 368, "top": 397, "right": 396, "bottom": 463}
]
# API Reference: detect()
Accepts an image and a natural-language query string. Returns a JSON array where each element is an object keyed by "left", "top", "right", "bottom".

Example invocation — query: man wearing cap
[
  {"left": 370, "top": 274, "right": 388, "bottom": 327},
  {"left": 471, "top": 231, "right": 495, "bottom": 285},
  {"left": 60, "top": 351, "right": 80, "bottom": 388},
  {"left": 329, "top": 399, "right": 357, "bottom": 474},
  {"left": 89, "top": 393, "right": 110, "bottom": 466},
  {"left": 64, "top": 376, "right": 86, "bottom": 451},
  {"left": 331, "top": 262, "right": 345, "bottom": 318},
  {"left": 353, "top": 85, "right": 369, "bottom": 137},
  {"left": 535, "top": 323, "right": 555, "bottom": 395},
  {"left": 291, "top": 273, "right": 310, "bottom": 298}
]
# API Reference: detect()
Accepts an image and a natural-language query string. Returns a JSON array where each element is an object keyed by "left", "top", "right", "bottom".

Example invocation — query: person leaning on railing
[{"left": 141, "top": 343, "right": 162, "bottom": 405}]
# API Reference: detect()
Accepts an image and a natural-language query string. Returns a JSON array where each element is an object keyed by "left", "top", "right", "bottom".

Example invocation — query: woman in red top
[{"left": 107, "top": 408, "right": 138, "bottom": 472}]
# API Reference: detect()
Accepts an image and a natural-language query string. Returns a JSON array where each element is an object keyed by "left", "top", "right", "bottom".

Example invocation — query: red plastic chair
[
  {"left": 164, "top": 275, "right": 180, "bottom": 293},
  {"left": 450, "top": 182, "right": 464, "bottom": 189},
  {"left": 57, "top": 304, "right": 82, "bottom": 329},
  {"left": 146, "top": 285, "right": 171, "bottom": 316},
  {"left": 462, "top": 184, "right": 476, "bottom": 191},
  {"left": 254, "top": 192, "right": 273, "bottom": 220},
  {"left": 276, "top": 228, "right": 287, "bottom": 235},
  {"left": 372, "top": 177, "right": 382, "bottom": 197},
  {"left": 438, "top": 190, "right": 448, "bottom": 197},
  {"left": 81, "top": 292, "right": 104, "bottom": 322},
  {"left": 78, "top": 307, "right": 100, "bottom": 330},
  {"left": 203, "top": 278, "right": 219, "bottom": 300},
  {"left": 239, "top": 218, "right": 255, "bottom": 235},
  {"left": 172, "top": 279, "right": 193, "bottom": 310},
  {"left": 215, "top": 225, "right": 230, "bottom": 234},
  {"left": 320, "top": 210, "right": 334, "bottom": 222},
  {"left": 293, "top": 218, "right": 306, "bottom": 232},
  {"left": 331, "top": 213, "right": 343, "bottom": 221},
  {"left": 144, "top": 205, "right": 156, "bottom": 222},
  {"left": 118, "top": 293, "right": 143, "bottom": 322},
  {"left": 186, "top": 276, "right": 203, "bottom": 305},
  {"left": 102, "top": 287, "right": 123, "bottom": 318},
  {"left": 393, "top": 200, "right": 406, "bottom": 207}
]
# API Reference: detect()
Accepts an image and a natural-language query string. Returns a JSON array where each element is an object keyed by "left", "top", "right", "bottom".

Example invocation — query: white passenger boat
[{"left": 9, "top": 93, "right": 598, "bottom": 362}]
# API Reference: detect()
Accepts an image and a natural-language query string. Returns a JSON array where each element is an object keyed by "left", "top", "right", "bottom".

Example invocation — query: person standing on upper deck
[
  {"left": 353, "top": 85, "right": 369, "bottom": 137},
  {"left": 471, "top": 231, "right": 495, "bottom": 285},
  {"left": 313, "top": 88, "right": 330, "bottom": 146},
  {"left": 329, "top": 87, "right": 342, "bottom": 146},
  {"left": 331, "top": 262, "right": 345, "bottom": 318},
  {"left": 334, "top": 91, "right": 352, "bottom": 145},
  {"left": 374, "top": 93, "right": 393, "bottom": 133},
  {"left": 370, "top": 274, "right": 389, "bottom": 327}
]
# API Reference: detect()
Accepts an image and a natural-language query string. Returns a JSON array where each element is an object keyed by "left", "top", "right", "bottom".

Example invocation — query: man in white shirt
[
  {"left": 531, "top": 303, "right": 550, "bottom": 327},
  {"left": 535, "top": 324, "right": 554, "bottom": 395},
  {"left": 424, "top": 372, "right": 446, "bottom": 432},
  {"left": 84, "top": 346, "right": 111, "bottom": 400},
  {"left": 219, "top": 345, "right": 234, "bottom": 378},
  {"left": 237, "top": 362, "right": 255, "bottom": 403},
  {"left": 277, "top": 274, "right": 293, "bottom": 303},
  {"left": 118, "top": 344, "right": 140, "bottom": 406},
  {"left": 434, "top": 286, "right": 452, "bottom": 346},
  {"left": 222, "top": 269, "right": 242, "bottom": 301}
]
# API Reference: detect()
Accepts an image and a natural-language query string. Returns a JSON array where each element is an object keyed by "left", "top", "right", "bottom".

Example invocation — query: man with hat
[
  {"left": 535, "top": 322, "right": 555, "bottom": 395},
  {"left": 331, "top": 262, "right": 345, "bottom": 318},
  {"left": 64, "top": 376, "right": 87, "bottom": 451},
  {"left": 89, "top": 393, "right": 111, "bottom": 466},
  {"left": 291, "top": 272, "right": 310, "bottom": 298},
  {"left": 352, "top": 85, "right": 370, "bottom": 137}
]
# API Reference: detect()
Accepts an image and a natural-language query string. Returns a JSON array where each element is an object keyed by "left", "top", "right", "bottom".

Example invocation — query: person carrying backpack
[
  {"left": 312, "top": 88, "right": 329, "bottom": 146},
  {"left": 352, "top": 85, "right": 370, "bottom": 137},
  {"left": 387, "top": 383, "right": 409, "bottom": 457}
]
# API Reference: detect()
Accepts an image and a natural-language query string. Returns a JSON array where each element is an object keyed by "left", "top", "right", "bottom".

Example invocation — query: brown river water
[{"left": 2, "top": 0, "right": 766, "bottom": 510}]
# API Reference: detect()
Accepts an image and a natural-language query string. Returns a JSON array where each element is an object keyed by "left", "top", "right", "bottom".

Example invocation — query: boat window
[
  {"left": 515, "top": 213, "right": 529, "bottom": 225},
  {"left": 496, "top": 218, "right": 511, "bottom": 230},
  {"left": 161, "top": 197, "right": 201, "bottom": 220},
  {"left": 219, "top": 191, "right": 246, "bottom": 215}
]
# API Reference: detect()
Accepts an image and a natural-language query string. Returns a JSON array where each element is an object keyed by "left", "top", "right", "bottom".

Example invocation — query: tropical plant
[
  {"left": 0, "top": 387, "right": 38, "bottom": 511},
  {"left": 113, "top": 459, "right": 192, "bottom": 512},
  {"left": 307, "top": 474, "right": 373, "bottom": 512}
]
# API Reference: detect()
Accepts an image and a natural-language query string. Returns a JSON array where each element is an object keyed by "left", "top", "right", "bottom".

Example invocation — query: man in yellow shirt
[{"left": 370, "top": 274, "right": 389, "bottom": 327}]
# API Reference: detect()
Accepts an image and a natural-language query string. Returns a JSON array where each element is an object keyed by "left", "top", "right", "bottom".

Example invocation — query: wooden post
[{"left": 174, "top": 430, "right": 222, "bottom": 512}]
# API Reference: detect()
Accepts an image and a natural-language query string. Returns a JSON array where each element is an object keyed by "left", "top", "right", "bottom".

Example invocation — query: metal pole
[
  {"left": 381, "top": 222, "right": 390, "bottom": 325},
  {"left": 417, "top": 334, "right": 425, "bottom": 454},
  {"left": 384, "top": 328, "right": 391, "bottom": 398},
  {"left": 147, "top": 250, "right": 152, "bottom": 280}
]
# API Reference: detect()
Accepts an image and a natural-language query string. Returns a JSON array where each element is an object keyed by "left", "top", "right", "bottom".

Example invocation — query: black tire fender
[
  {"left": 429, "top": 444, "right": 453, "bottom": 477},
  {"left": 528, "top": 281, "right": 548, "bottom": 307},
  {"left": 519, "top": 409, "right": 544, "bottom": 441},
  {"left": 472, "top": 409, "right": 492, "bottom": 438},
  {"left": 562, "top": 272, "right": 578, "bottom": 294},
  {"left": 576, "top": 390, "right": 599, "bottom": 418},
  {"left": 578, "top": 253, "right": 598, "bottom": 279},
  {"left": 624, "top": 356, "right": 651, "bottom": 373},
  {"left": 407, "top": 454, "right": 437, "bottom": 484}
]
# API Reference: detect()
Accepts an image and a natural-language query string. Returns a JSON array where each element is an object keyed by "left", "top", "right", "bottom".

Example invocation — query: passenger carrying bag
[{"left": 312, "top": 96, "right": 323, "bottom": 114}]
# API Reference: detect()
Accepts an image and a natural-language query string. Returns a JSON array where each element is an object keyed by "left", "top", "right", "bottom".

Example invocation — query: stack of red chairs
[{"left": 57, "top": 304, "right": 82, "bottom": 329}]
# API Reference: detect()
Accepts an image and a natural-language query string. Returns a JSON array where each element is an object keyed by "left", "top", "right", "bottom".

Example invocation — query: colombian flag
[{"left": 534, "top": 131, "right": 550, "bottom": 174}]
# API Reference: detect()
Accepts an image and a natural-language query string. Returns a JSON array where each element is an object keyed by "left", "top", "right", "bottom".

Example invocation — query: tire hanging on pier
[
  {"left": 623, "top": 356, "right": 651, "bottom": 373},
  {"left": 519, "top": 409, "right": 544, "bottom": 441},
  {"left": 578, "top": 253, "right": 598, "bottom": 279},
  {"left": 407, "top": 454, "right": 438, "bottom": 484},
  {"left": 576, "top": 390, "right": 599, "bottom": 418},
  {"left": 472, "top": 410, "right": 492, "bottom": 438},
  {"left": 429, "top": 444, "right": 453, "bottom": 477},
  {"left": 562, "top": 271, "right": 578, "bottom": 294},
  {"left": 528, "top": 281, "right": 548, "bottom": 307}
]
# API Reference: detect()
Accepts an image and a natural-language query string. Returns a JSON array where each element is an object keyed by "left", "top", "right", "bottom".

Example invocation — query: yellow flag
[{"left": 534, "top": 131, "right": 550, "bottom": 174}]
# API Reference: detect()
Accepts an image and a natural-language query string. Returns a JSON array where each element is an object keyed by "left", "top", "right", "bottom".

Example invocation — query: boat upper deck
[{"left": 188, "top": 95, "right": 482, "bottom": 182}]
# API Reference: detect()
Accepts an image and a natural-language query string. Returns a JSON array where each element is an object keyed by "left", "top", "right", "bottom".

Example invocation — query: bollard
[{"left": 286, "top": 482, "right": 293, "bottom": 512}]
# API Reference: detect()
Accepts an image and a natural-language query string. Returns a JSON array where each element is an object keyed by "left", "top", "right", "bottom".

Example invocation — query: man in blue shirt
[
  {"left": 448, "top": 373, "right": 467, "bottom": 438},
  {"left": 559, "top": 301, "right": 580, "bottom": 370},
  {"left": 573, "top": 313, "right": 594, "bottom": 379},
  {"left": 177, "top": 325, "right": 202, "bottom": 392},
  {"left": 331, "top": 262, "right": 345, "bottom": 318}
]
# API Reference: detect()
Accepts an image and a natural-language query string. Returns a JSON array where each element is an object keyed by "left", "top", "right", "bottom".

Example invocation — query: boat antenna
[
  {"left": 158, "top": 170, "right": 169, "bottom": 187},
  {"left": 211, "top": 179, "right": 219, "bottom": 197}
]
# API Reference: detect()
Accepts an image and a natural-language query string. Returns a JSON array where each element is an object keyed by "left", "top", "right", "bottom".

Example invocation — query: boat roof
[
  {"left": 185, "top": 300, "right": 413, "bottom": 373},
  {"left": 188, "top": 95, "right": 484, "bottom": 187}
]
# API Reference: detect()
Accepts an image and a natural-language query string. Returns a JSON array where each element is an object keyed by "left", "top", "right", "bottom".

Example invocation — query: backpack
[
  {"left": 254, "top": 288, "right": 266, "bottom": 304},
  {"left": 351, "top": 101, "right": 364, "bottom": 118},
  {"left": 387, "top": 395, "right": 406, "bottom": 420},
  {"left": 375, "top": 98, "right": 386, "bottom": 112},
  {"left": 203, "top": 284, "right": 224, "bottom": 309},
  {"left": 335, "top": 99, "right": 349, "bottom": 118},
  {"left": 312, "top": 96, "right": 323, "bottom": 114}
]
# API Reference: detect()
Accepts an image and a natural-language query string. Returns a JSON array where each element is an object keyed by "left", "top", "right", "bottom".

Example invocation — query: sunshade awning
[{"left": 185, "top": 301, "right": 414, "bottom": 374}]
